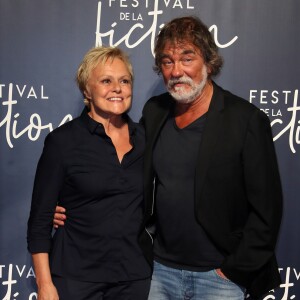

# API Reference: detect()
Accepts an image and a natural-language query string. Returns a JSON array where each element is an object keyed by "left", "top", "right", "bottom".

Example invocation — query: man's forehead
[{"left": 162, "top": 41, "right": 200, "bottom": 55}]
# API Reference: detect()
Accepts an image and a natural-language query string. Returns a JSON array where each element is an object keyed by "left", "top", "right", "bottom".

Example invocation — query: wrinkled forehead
[{"left": 161, "top": 40, "right": 202, "bottom": 57}]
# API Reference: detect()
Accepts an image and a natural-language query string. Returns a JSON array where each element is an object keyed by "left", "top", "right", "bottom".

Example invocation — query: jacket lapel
[
  {"left": 143, "top": 94, "right": 173, "bottom": 217},
  {"left": 195, "top": 84, "right": 225, "bottom": 209},
  {"left": 145, "top": 95, "right": 173, "bottom": 156}
]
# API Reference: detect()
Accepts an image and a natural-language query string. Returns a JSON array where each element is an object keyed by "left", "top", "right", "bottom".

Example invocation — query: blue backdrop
[{"left": 1, "top": 1, "right": 299, "bottom": 299}]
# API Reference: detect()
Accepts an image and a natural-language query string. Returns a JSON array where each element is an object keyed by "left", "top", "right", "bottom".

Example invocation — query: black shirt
[
  {"left": 27, "top": 109, "right": 151, "bottom": 282},
  {"left": 153, "top": 112, "right": 224, "bottom": 271}
]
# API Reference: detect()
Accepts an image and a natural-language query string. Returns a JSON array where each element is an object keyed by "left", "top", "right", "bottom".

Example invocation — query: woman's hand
[
  {"left": 37, "top": 282, "right": 59, "bottom": 300},
  {"left": 32, "top": 254, "right": 59, "bottom": 300},
  {"left": 53, "top": 206, "right": 66, "bottom": 229}
]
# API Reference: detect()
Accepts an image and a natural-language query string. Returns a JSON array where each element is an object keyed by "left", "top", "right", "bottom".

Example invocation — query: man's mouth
[{"left": 168, "top": 78, "right": 192, "bottom": 90}]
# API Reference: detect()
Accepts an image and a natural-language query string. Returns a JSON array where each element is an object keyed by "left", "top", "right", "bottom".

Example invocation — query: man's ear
[{"left": 206, "top": 64, "right": 212, "bottom": 75}]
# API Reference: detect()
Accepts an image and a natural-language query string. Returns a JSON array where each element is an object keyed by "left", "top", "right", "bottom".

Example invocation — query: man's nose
[{"left": 171, "top": 61, "right": 184, "bottom": 78}]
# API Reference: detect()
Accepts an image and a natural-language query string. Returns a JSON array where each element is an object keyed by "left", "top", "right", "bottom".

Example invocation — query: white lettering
[
  {"left": 29, "top": 293, "right": 38, "bottom": 300},
  {"left": 27, "top": 87, "right": 37, "bottom": 99},
  {"left": 0, "top": 83, "right": 73, "bottom": 148},
  {"left": 294, "top": 268, "right": 300, "bottom": 280},
  {"left": 249, "top": 90, "right": 257, "bottom": 103},
  {"left": 249, "top": 90, "right": 293, "bottom": 105},
  {"left": 41, "top": 85, "right": 49, "bottom": 99},
  {"left": 261, "top": 90, "right": 268, "bottom": 104},
  {"left": 0, "top": 265, "right": 5, "bottom": 278},
  {"left": 187, "top": 0, "right": 194, "bottom": 9},
  {"left": 16, "top": 85, "right": 26, "bottom": 97},
  {"left": 15, "top": 265, "right": 26, "bottom": 277},
  {"left": 173, "top": 0, "right": 183, "bottom": 9},
  {"left": 280, "top": 267, "right": 295, "bottom": 300},
  {"left": 0, "top": 84, "right": 5, "bottom": 97},
  {"left": 120, "top": 0, "right": 127, "bottom": 7},
  {"left": 271, "top": 90, "right": 279, "bottom": 104},
  {"left": 283, "top": 90, "right": 292, "bottom": 104},
  {"left": 209, "top": 25, "right": 238, "bottom": 48},
  {"left": 133, "top": 13, "right": 143, "bottom": 21},
  {"left": 26, "top": 267, "right": 36, "bottom": 278},
  {"left": 163, "top": 0, "right": 171, "bottom": 7},
  {"left": 120, "top": 12, "right": 130, "bottom": 20},
  {"left": 271, "top": 90, "right": 300, "bottom": 153},
  {"left": 132, "top": 0, "right": 139, "bottom": 7},
  {"left": 14, "top": 85, "right": 48, "bottom": 100},
  {"left": 2, "top": 264, "right": 18, "bottom": 300},
  {"left": 109, "top": 0, "right": 116, "bottom": 7},
  {"left": 95, "top": 1, "right": 238, "bottom": 55}
]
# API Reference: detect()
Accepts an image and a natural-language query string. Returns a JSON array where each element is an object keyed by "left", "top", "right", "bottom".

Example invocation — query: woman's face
[{"left": 84, "top": 57, "right": 132, "bottom": 122}]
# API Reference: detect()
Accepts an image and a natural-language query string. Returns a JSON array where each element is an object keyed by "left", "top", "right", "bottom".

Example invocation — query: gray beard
[{"left": 167, "top": 65, "right": 208, "bottom": 104}]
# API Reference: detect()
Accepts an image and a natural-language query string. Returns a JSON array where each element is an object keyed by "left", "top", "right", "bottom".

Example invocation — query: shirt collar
[{"left": 80, "top": 108, "right": 137, "bottom": 137}]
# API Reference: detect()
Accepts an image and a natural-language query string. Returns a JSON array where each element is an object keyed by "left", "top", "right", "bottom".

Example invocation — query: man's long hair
[{"left": 154, "top": 16, "right": 223, "bottom": 77}]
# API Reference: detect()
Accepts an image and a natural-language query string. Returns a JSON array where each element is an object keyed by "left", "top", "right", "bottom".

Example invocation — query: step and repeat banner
[{"left": 1, "top": 1, "right": 299, "bottom": 299}]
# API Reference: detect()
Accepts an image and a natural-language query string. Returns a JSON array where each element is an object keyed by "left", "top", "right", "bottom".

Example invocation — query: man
[
  {"left": 55, "top": 16, "right": 282, "bottom": 299},
  {"left": 138, "top": 16, "right": 282, "bottom": 299}
]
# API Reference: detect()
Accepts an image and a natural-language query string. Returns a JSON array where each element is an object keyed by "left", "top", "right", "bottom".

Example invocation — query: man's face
[{"left": 160, "top": 41, "right": 210, "bottom": 104}]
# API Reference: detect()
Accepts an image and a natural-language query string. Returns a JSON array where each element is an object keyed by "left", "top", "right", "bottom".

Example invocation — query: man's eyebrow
[
  {"left": 159, "top": 54, "right": 171, "bottom": 59},
  {"left": 181, "top": 49, "right": 196, "bottom": 55},
  {"left": 160, "top": 49, "right": 196, "bottom": 58}
]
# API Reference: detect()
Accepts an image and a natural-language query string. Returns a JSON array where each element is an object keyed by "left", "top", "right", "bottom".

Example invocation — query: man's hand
[
  {"left": 215, "top": 268, "right": 228, "bottom": 280},
  {"left": 53, "top": 206, "right": 66, "bottom": 229}
]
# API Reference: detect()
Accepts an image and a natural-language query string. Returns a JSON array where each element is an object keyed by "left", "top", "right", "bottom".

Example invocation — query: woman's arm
[
  {"left": 32, "top": 253, "right": 59, "bottom": 300},
  {"left": 28, "top": 132, "right": 65, "bottom": 298}
]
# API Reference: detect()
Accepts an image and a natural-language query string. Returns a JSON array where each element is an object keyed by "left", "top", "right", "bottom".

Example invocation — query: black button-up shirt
[{"left": 27, "top": 109, "right": 151, "bottom": 282}]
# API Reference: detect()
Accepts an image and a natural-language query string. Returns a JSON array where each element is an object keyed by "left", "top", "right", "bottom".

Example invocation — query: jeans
[{"left": 148, "top": 261, "right": 246, "bottom": 300}]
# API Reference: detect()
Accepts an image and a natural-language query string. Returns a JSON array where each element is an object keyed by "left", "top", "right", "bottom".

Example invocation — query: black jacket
[{"left": 139, "top": 82, "right": 283, "bottom": 298}]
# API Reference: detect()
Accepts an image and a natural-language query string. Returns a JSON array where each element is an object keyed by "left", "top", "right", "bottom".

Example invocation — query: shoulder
[
  {"left": 140, "top": 92, "right": 173, "bottom": 128},
  {"left": 143, "top": 92, "right": 173, "bottom": 114},
  {"left": 128, "top": 117, "right": 145, "bottom": 137},
  {"left": 44, "top": 116, "right": 82, "bottom": 146},
  {"left": 134, "top": 121, "right": 145, "bottom": 134},
  {"left": 217, "top": 84, "right": 269, "bottom": 123}
]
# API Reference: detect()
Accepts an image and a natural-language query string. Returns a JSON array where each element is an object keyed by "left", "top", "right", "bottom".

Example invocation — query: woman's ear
[{"left": 84, "top": 89, "right": 91, "bottom": 100}]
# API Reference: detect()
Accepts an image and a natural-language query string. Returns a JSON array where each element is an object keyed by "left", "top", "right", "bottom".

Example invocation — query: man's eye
[
  {"left": 161, "top": 60, "right": 173, "bottom": 67},
  {"left": 182, "top": 58, "right": 192, "bottom": 64}
]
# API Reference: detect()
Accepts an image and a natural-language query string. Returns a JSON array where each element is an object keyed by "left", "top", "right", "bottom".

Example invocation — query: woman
[{"left": 27, "top": 47, "right": 151, "bottom": 300}]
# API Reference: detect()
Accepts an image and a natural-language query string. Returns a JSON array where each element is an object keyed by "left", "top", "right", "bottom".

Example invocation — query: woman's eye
[
  {"left": 101, "top": 79, "right": 111, "bottom": 84},
  {"left": 121, "top": 79, "right": 131, "bottom": 85}
]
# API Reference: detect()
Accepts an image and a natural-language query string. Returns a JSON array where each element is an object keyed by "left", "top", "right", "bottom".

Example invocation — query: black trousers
[{"left": 52, "top": 276, "right": 151, "bottom": 300}]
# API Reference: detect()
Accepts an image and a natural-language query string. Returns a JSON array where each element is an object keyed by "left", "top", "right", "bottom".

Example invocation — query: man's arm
[{"left": 221, "top": 109, "right": 282, "bottom": 295}]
